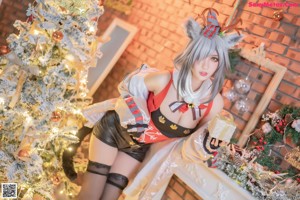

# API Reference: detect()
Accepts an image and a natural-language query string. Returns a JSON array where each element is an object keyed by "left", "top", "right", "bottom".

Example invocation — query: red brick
[
  {"left": 252, "top": 82, "right": 267, "bottom": 93},
  {"left": 251, "top": 25, "right": 267, "bottom": 37},
  {"left": 165, "top": 0, "right": 174, "bottom": 5},
  {"left": 240, "top": 11, "right": 253, "bottom": 21},
  {"left": 288, "top": 61, "right": 300, "bottom": 74},
  {"left": 267, "top": 100, "right": 282, "bottom": 112},
  {"left": 282, "top": 36, "right": 297, "bottom": 47},
  {"left": 268, "top": 43, "right": 286, "bottom": 54},
  {"left": 201, "top": 0, "right": 214, "bottom": 8},
  {"left": 182, "top": 3, "right": 193, "bottom": 12},
  {"left": 267, "top": 53, "right": 291, "bottom": 67},
  {"left": 146, "top": 57, "right": 158, "bottom": 66},
  {"left": 278, "top": 23, "right": 297, "bottom": 35},
  {"left": 146, "top": 48, "right": 157, "bottom": 58},
  {"left": 296, "top": 17, "right": 300, "bottom": 26},
  {"left": 164, "top": 188, "right": 182, "bottom": 200},
  {"left": 161, "top": 29, "right": 170, "bottom": 38},
  {"left": 286, "top": 49, "right": 300, "bottom": 62},
  {"left": 234, "top": 117, "right": 247, "bottom": 132},
  {"left": 213, "top": 3, "right": 231, "bottom": 15},
  {"left": 149, "top": 16, "right": 157, "bottom": 23},
  {"left": 160, "top": 21, "right": 169, "bottom": 29},
  {"left": 223, "top": 98, "right": 233, "bottom": 110},
  {"left": 281, "top": 95, "right": 299, "bottom": 105},
  {"left": 264, "top": 20, "right": 280, "bottom": 29},
  {"left": 153, "top": 43, "right": 164, "bottom": 53},
  {"left": 220, "top": 0, "right": 236, "bottom": 6},
  {"left": 173, "top": 182, "right": 185, "bottom": 196},
  {"left": 293, "top": 88, "right": 300, "bottom": 99},
  {"left": 268, "top": 32, "right": 279, "bottom": 41},
  {"left": 288, "top": 4, "right": 300, "bottom": 15},
  {"left": 278, "top": 81, "right": 297, "bottom": 95},
  {"left": 261, "top": 7, "right": 274, "bottom": 18},
  {"left": 253, "top": 15, "right": 268, "bottom": 26},
  {"left": 173, "top": 0, "right": 184, "bottom": 8},
  {"left": 184, "top": 192, "right": 199, "bottom": 200}
]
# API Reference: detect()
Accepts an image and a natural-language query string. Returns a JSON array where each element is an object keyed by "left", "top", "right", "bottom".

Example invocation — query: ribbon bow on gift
[{"left": 169, "top": 101, "right": 208, "bottom": 120}]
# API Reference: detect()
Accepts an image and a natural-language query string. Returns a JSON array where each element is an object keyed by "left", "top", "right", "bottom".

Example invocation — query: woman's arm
[
  {"left": 198, "top": 93, "right": 224, "bottom": 127},
  {"left": 144, "top": 70, "right": 171, "bottom": 94}
]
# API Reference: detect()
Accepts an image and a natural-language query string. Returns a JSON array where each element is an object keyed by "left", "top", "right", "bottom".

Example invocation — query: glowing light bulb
[
  {"left": 0, "top": 97, "right": 5, "bottom": 105},
  {"left": 52, "top": 127, "right": 59, "bottom": 133},
  {"left": 73, "top": 109, "right": 81, "bottom": 115},
  {"left": 89, "top": 26, "right": 95, "bottom": 33},
  {"left": 78, "top": 8, "right": 85, "bottom": 13},
  {"left": 33, "top": 30, "right": 40, "bottom": 35},
  {"left": 68, "top": 147, "right": 73, "bottom": 151}
]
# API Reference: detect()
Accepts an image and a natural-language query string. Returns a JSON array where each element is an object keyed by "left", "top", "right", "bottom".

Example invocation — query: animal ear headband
[{"left": 185, "top": 8, "right": 244, "bottom": 48}]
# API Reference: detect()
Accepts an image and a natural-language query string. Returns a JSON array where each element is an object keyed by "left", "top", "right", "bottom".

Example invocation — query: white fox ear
[
  {"left": 184, "top": 18, "right": 203, "bottom": 40},
  {"left": 224, "top": 33, "right": 244, "bottom": 48}
]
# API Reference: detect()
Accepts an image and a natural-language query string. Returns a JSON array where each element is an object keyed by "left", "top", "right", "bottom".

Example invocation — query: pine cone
[{"left": 284, "top": 114, "right": 293, "bottom": 124}]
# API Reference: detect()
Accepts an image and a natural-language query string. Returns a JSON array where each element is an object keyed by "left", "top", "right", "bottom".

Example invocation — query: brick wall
[
  {"left": 0, "top": 0, "right": 32, "bottom": 45},
  {"left": 161, "top": 175, "right": 203, "bottom": 200}
]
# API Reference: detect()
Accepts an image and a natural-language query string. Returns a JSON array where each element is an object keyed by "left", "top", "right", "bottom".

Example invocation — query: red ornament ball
[
  {"left": 51, "top": 111, "right": 62, "bottom": 122},
  {"left": 0, "top": 45, "right": 11, "bottom": 56},
  {"left": 273, "top": 10, "right": 284, "bottom": 21},
  {"left": 52, "top": 31, "right": 64, "bottom": 42},
  {"left": 18, "top": 149, "right": 30, "bottom": 158}
]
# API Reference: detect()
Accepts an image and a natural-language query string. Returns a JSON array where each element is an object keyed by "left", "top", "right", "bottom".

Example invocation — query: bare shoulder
[
  {"left": 199, "top": 93, "right": 224, "bottom": 126},
  {"left": 144, "top": 70, "right": 171, "bottom": 94}
]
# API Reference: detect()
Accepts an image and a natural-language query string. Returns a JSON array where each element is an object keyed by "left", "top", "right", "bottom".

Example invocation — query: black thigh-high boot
[{"left": 62, "top": 126, "right": 93, "bottom": 181}]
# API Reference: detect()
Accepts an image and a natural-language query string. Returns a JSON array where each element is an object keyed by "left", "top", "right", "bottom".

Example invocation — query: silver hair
[{"left": 174, "top": 18, "right": 243, "bottom": 103}]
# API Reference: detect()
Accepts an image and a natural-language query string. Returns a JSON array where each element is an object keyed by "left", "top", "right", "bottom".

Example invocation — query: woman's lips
[{"left": 200, "top": 72, "right": 208, "bottom": 76}]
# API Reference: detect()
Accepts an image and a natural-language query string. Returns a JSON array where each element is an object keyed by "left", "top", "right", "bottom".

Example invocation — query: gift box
[{"left": 208, "top": 110, "right": 236, "bottom": 142}]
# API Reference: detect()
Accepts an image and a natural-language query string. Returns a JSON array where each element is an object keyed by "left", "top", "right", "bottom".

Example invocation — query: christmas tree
[{"left": 0, "top": 0, "right": 103, "bottom": 199}]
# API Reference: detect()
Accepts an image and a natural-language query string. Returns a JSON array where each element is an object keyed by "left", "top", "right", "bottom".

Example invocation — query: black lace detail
[
  {"left": 86, "top": 160, "right": 111, "bottom": 176},
  {"left": 106, "top": 173, "right": 129, "bottom": 190}
]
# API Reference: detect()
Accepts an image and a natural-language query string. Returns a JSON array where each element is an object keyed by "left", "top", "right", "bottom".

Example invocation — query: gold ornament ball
[
  {"left": 52, "top": 31, "right": 64, "bottom": 42},
  {"left": 51, "top": 111, "right": 62, "bottom": 122},
  {"left": 18, "top": 149, "right": 30, "bottom": 158},
  {"left": 0, "top": 45, "right": 11, "bottom": 56},
  {"left": 273, "top": 10, "right": 284, "bottom": 21}
]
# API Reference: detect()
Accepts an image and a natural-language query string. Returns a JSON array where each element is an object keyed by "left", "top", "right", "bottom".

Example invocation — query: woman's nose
[{"left": 201, "top": 59, "right": 209, "bottom": 70}]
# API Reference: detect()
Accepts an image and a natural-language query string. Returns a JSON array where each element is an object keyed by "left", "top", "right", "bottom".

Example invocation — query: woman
[{"left": 77, "top": 8, "right": 243, "bottom": 200}]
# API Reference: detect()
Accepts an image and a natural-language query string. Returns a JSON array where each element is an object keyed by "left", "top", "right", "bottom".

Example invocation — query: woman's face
[{"left": 192, "top": 50, "right": 219, "bottom": 81}]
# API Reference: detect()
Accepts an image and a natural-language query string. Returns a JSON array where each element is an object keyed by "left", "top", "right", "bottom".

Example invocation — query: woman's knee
[{"left": 106, "top": 173, "right": 129, "bottom": 190}]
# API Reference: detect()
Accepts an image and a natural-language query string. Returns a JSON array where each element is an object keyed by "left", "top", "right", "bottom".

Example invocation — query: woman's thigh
[
  {"left": 89, "top": 134, "right": 118, "bottom": 166},
  {"left": 109, "top": 151, "right": 141, "bottom": 178}
]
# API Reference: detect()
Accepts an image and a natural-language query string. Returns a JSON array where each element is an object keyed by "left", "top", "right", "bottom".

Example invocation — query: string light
[
  {"left": 52, "top": 127, "right": 59, "bottom": 133},
  {"left": 33, "top": 30, "right": 40, "bottom": 35},
  {"left": 67, "top": 147, "right": 73, "bottom": 151},
  {"left": 0, "top": 97, "right": 5, "bottom": 109},
  {"left": 89, "top": 26, "right": 95, "bottom": 33}
]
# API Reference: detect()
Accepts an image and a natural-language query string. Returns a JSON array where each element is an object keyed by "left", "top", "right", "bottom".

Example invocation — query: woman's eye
[{"left": 211, "top": 57, "right": 219, "bottom": 62}]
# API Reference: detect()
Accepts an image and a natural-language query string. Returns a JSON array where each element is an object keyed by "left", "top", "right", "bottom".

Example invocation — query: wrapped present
[{"left": 208, "top": 110, "right": 236, "bottom": 142}]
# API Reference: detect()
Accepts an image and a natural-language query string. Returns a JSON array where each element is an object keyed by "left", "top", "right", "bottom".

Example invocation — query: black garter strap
[
  {"left": 86, "top": 160, "right": 111, "bottom": 176},
  {"left": 107, "top": 173, "right": 129, "bottom": 190}
]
